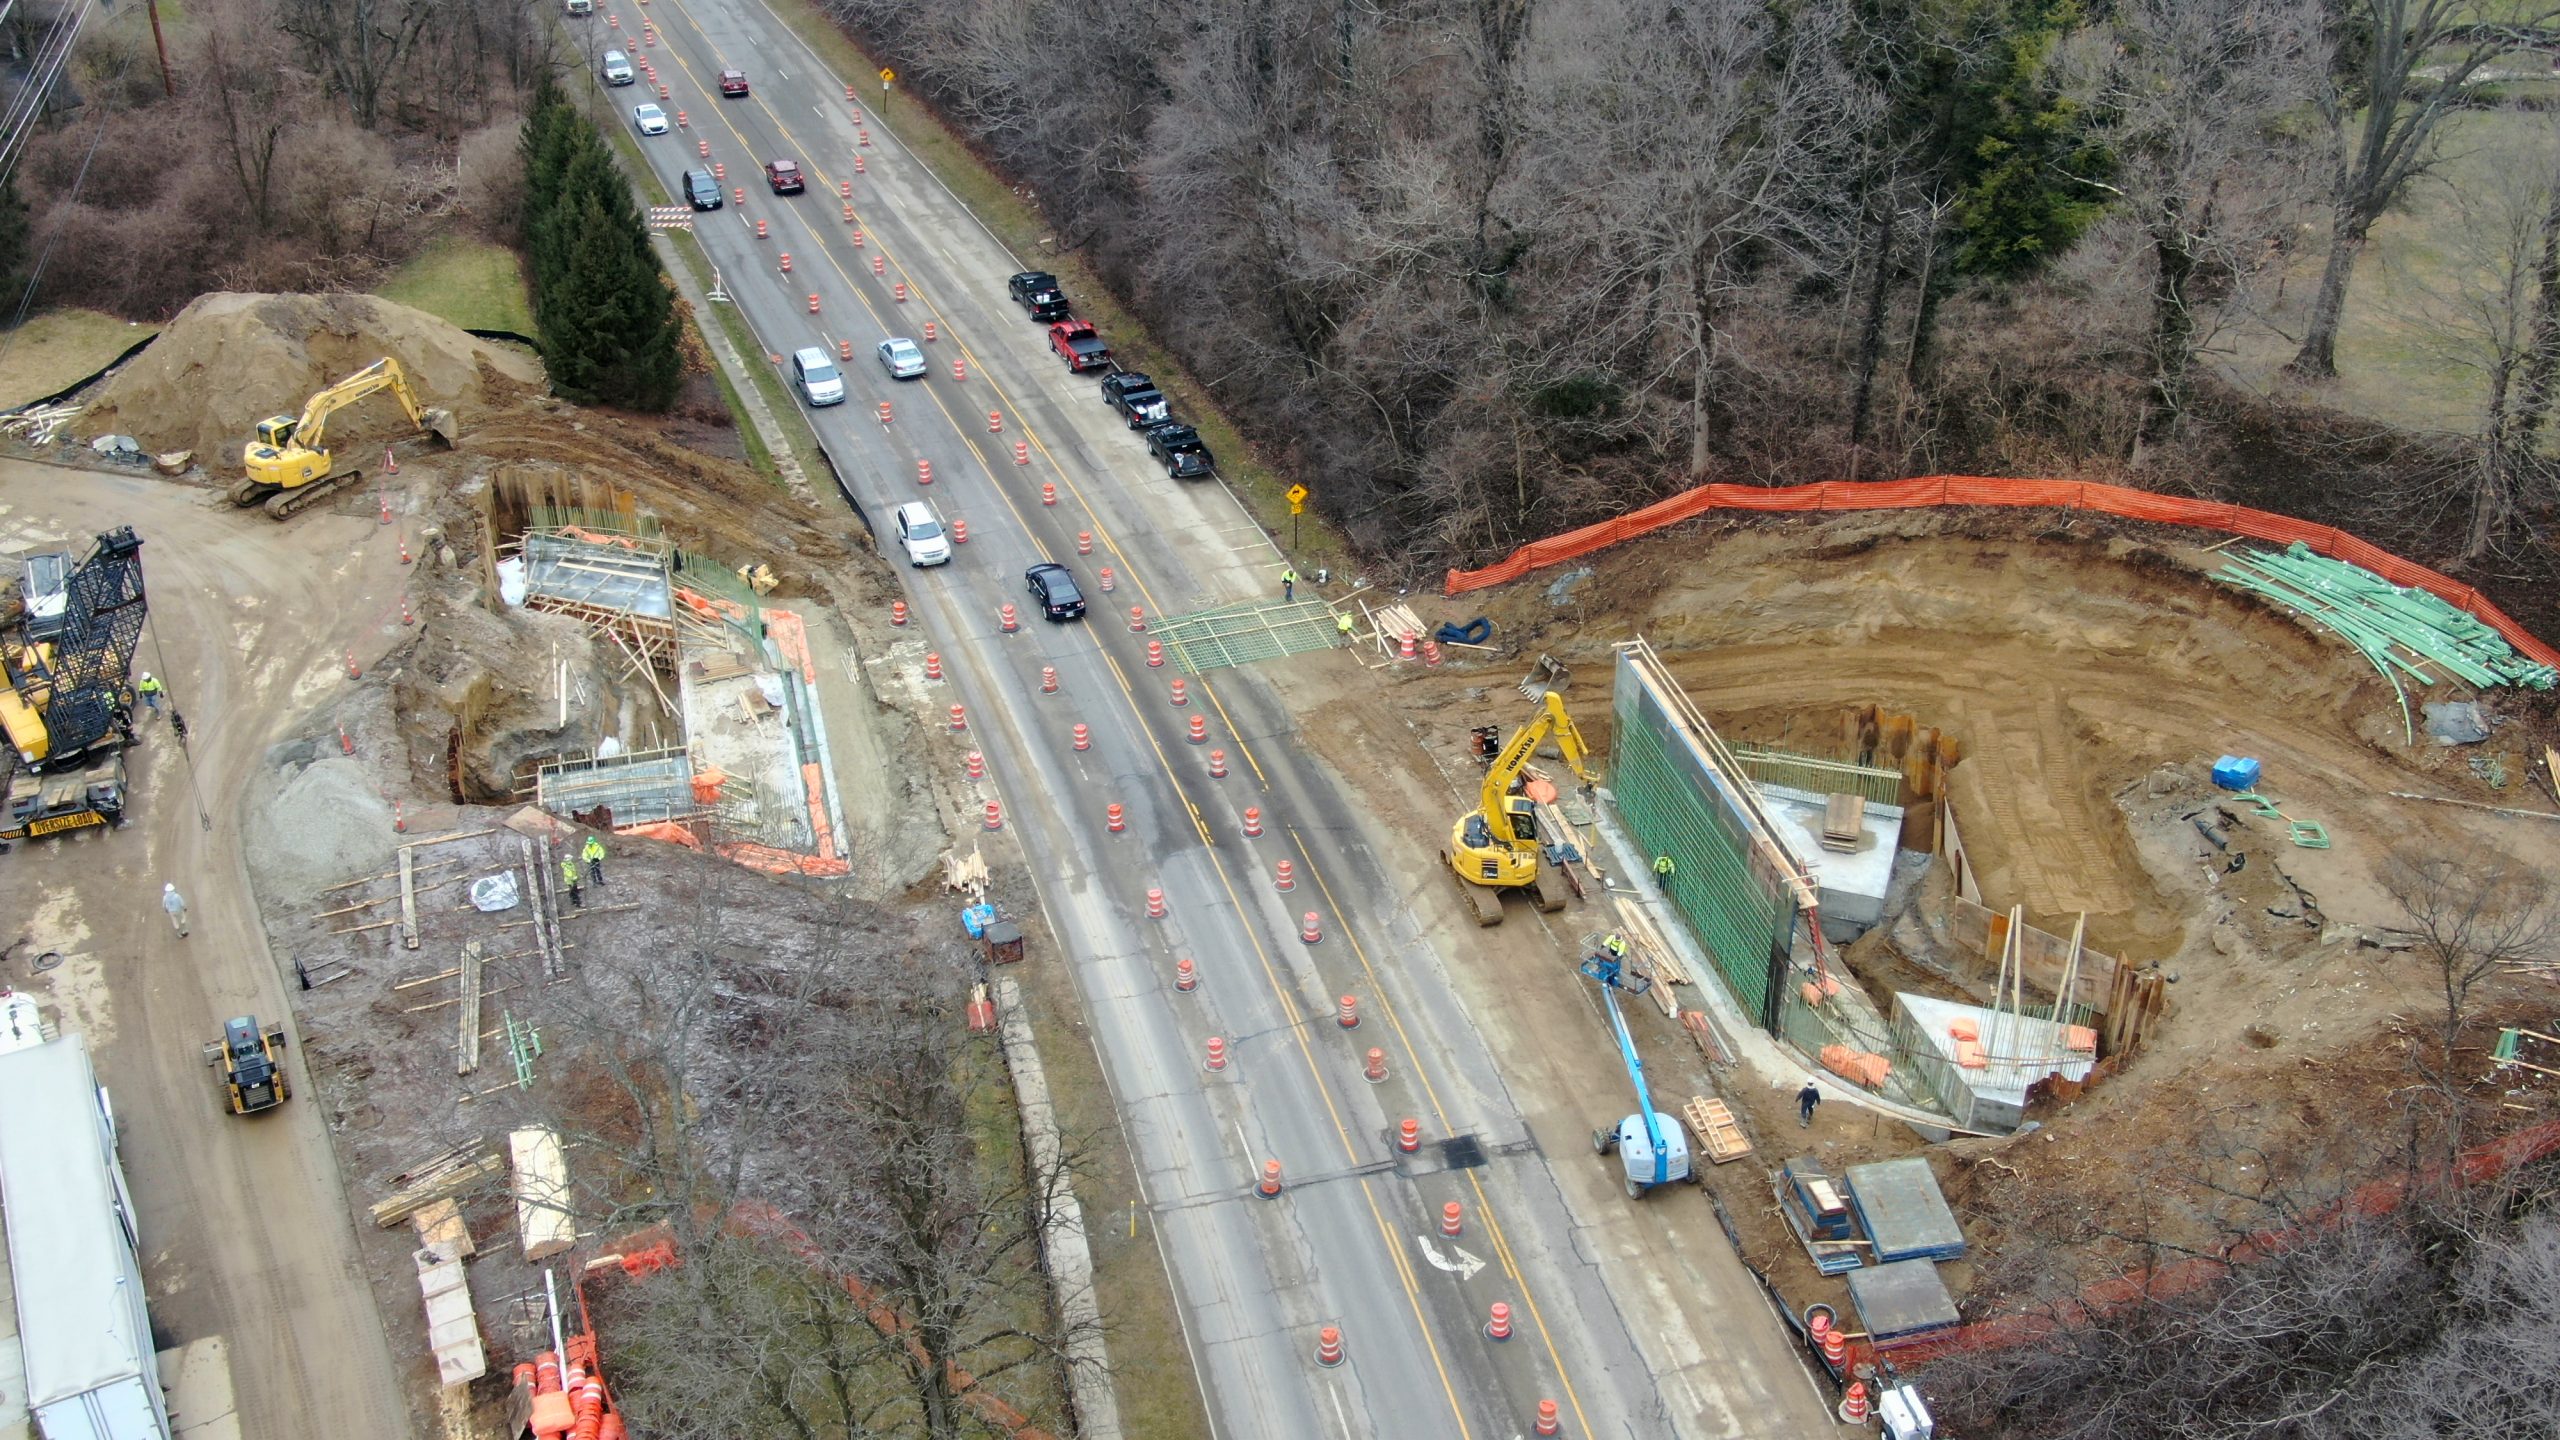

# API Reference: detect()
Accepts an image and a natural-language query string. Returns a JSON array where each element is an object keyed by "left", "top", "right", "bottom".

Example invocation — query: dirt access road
[{"left": 0, "top": 458, "right": 415, "bottom": 1440}]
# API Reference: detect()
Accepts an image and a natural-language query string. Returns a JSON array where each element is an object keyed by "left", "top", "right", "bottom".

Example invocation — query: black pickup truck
[
  {"left": 1008, "top": 271, "right": 1072, "bottom": 322},
  {"left": 1102, "top": 371, "right": 1171, "bottom": 429},
  {"left": 1145, "top": 422, "right": 1215, "bottom": 479}
]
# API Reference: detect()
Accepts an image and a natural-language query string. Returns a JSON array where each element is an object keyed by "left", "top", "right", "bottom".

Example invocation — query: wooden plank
[
  {"left": 403, "top": 827, "right": 498, "bottom": 850},
  {"left": 1682, "top": 1096, "right": 1753, "bottom": 1164},
  {"left": 371, "top": 1155, "right": 505, "bottom": 1227},
  {"left": 456, "top": 941, "right": 485, "bottom": 1076},
  {"left": 330, "top": 918, "right": 402, "bottom": 935},
  {"left": 399, "top": 847, "right": 420, "bottom": 952}
]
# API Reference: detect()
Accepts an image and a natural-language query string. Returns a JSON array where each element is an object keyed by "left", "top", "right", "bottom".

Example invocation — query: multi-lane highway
[{"left": 584, "top": 3, "right": 1840, "bottom": 1435}]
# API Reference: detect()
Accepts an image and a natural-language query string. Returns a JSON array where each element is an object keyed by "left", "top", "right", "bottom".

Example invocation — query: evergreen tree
[
  {"left": 518, "top": 70, "right": 583, "bottom": 249},
  {"left": 1946, "top": 2, "right": 2113, "bottom": 282},
  {"left": 535, "top": 144, "right": 683, "bottom": 410}
]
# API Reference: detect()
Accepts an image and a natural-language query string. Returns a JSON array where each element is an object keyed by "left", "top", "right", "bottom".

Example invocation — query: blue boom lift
[{"left": 1581, "top": 948, "right": 1693, "bottom": 1199}]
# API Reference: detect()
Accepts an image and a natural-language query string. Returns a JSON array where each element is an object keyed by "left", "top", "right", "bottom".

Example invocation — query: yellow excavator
[
  {"left": 233, "top": 357, "right": 456, "bottom": 520},
  {"left": 1445, "top": 691, "right": 1599, "bottom": 925}
]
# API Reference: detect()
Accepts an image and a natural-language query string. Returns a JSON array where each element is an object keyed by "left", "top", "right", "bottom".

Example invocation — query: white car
[
  {"left": 894, "top": 501, "right": 952, "bottom": 567},
  {"left": 876, "top": 337, "right": 927, "bottom": 380},
  {"left": 632, "top": 103, "right": 668, "bottom": 136},
  {"left": 790, "top": 347, "right": 846, "bottom": 407}
]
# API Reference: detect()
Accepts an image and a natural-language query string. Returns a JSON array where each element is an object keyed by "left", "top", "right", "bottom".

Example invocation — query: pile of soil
[
  {"left": 79, "top": 293, "right": 543, "bottom": 461},
  {"left": 244, "top": 752, "right": 398, "bottom": 895}
]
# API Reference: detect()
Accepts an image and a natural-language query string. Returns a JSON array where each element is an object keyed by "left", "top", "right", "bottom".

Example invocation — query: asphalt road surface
[
  {"left": 590, "top": 5, "right": 1847, "bottom": 1436},
  {"left": 0, "top": 464, "right": 417, "bottom": 1439}
]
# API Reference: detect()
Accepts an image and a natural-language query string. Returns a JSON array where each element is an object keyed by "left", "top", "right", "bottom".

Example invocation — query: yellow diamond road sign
[
  {"left": 1285, "top": 484, "right": 1309, "bottom": 505},
  {"left": 880, "top": 68, "right": 896, "bottom": 84}
]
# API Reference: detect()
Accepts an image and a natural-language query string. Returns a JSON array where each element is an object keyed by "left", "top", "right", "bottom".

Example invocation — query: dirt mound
[
  {"left": 79, "top": 292, "right": 544, "bottom": 461},
  {"left": 245, "top": 752, "right": 398, "bottom": 896}
]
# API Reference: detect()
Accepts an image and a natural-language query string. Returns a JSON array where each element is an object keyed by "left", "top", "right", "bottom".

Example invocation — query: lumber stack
[
  {"left": 372, "top": 1146, "right": 505, "bottom": 1228},
  {"left": 510, "top": 1127, "right": 578, "bottom": 1262},
  {"left": 1820, "top": 793, "right": 1865, "bottom": 853},
  {"left": 1683, "top": 1096, "right": 1752, "bottom": 1164}
]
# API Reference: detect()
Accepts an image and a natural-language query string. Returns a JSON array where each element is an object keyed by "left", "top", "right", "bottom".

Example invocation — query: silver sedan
[{"left": 875, "top": 337, "right": 927, "bottom": 380}]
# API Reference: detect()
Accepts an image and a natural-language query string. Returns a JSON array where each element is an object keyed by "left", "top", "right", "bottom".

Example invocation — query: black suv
[
  {"left": 1102, "top": 373, "right": 1170, "bottom": 429},
  {"left": 1145, "top": 422, "right": 1214, "bottom": 479},
  {"left": 1008, "top": 270, "right": 1071, "bottom": 322},
  {"left": 683, "top": 170, "right": 723, "bottom": 211},
  {"left": 1026, "top": 562, "right": 1087, "bottom": 621}
]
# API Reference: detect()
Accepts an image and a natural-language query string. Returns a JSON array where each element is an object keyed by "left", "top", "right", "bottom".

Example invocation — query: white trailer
[{"left": 0, "top": 1035, "right": 171, "bottom": 1440}]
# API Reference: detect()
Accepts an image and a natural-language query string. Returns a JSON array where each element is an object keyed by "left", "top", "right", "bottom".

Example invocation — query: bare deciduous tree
[
  {"left": 1524, "top": 0, "right": 1874, "bottom": 476},
  {"left": 2063, "top": 0, "right": 2327, "bottom": 447},
  {"left": 2289, "top": 0, "right": 2560, "bottom": 379},
  {"left": 523, "top": 871, "right": 1090, "bottom": 1438},
  {"left": 2382, "top": 849, "right": 2557, "bottom": 1094}
]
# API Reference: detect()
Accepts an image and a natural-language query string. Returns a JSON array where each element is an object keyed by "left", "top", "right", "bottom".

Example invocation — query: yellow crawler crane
[
  {"left": 1444, "top": 691, "right": 1598, "bottom": 925},
  {"left": 234, "top": 357, "right": 457, "bottom": 519}
]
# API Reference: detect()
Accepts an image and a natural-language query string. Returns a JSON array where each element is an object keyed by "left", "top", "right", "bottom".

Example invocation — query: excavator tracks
[
  {"left": 1445, "top": 849, "right": 1509, "bottom": 926},
  {"left": 251, "top": 469, "right": 363, "bottom": 521}
]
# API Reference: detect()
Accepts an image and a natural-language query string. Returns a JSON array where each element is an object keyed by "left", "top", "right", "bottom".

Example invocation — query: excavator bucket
[
  {"left": 421, "top": 407, "right": 459, "bottom": 447},
  {"left": 1518, "top": 653, "right": 1569, "bottom": 701}
]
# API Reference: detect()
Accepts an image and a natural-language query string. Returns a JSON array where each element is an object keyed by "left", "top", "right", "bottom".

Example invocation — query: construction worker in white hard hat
[
  {"left": 136, "top": 672, "right": 163, "bottom": 715},
  {"left": 161, "top": 882, "right": 189, "bottom": 937},
  {"left": 1603, "top": 933, "right": 1628, "bottom": 960}
]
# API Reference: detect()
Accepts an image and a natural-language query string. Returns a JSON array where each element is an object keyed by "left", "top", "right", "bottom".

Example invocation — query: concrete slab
[{"left": 1760, "top": 783, "right": 1901, "bottom": 939}]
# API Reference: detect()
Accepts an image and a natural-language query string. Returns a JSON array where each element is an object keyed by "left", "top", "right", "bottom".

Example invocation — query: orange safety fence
[{"left": 1442, "top": 475, "right": 2559, "bottom": 666}]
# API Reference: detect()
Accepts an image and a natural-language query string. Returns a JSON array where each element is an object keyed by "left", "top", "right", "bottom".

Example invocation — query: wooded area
[
  {"left": 1, "top": 0, "right": 547, "bottom": 316},
  {"left": 822, "top": 0, "right": 2560, "bottom": 622}
]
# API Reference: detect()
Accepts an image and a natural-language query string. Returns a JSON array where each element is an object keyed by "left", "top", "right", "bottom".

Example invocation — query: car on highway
[
  {"left": 764, "top": 158, "right": 804, "bottom": 194},
  {"left": 789, "top": 347, "right": 846, "bottom": 407},
  {"left": 1146, "top": 421, "right": 1215, "bottom": 479},
  {"left": 601, "top": 49, "right": 634, "bottom": 85},
  {"left": 720, "top": 68, "right": 750, "bottom": 96},
  {"left": 1008, "top": 270, "right": 1071, "bottom": 322},
  {"left": 1025, "top": 562, "right": 1087, "bottom": 621},
  {"left": 632, "top": 103, "right": 668, "bottom": 136},
  {"left": 683, "top": 170, "right": 723, "bottom": 210},
  {"left": 875, "top": 337, "right": 927, "bottom": 379},
  {"left": 894, "top": 501, "right": 952, "bottom": 567},
  {"left": 564, "top": 0, "right": 592, "bottom": 14},
  {"left": 1048, "top": 319, "right": 1110, "bottom": 373},
  {"left": 1105, "top": 377, "right": 1170, "bottom": 429}
]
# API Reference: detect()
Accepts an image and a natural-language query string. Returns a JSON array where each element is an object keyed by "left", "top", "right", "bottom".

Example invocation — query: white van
[
  {"left": 790, "top": 347, "right": 846, "bottom": 407},
  {"left": 601, "top": 49, "right": 634, "bottom": 84},
  {"left": 894, "top": 502, "right": 951, "bottom": 567},
  {"left": 564, "top": 0, "right": 592, "bottom": 14}
]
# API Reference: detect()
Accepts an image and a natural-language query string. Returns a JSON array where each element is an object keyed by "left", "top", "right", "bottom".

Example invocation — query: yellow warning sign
[
  {"left": 1285, "top": 484, "right": 1309, "bottom": 505},
  {"left": 880, "top": 68, "right": 897, "bottom": 84}
]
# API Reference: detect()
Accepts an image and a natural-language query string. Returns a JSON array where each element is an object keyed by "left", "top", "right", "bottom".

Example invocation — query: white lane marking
[{"left": 1415, "top": 1234, "right": 1485, "bottom": 1281}]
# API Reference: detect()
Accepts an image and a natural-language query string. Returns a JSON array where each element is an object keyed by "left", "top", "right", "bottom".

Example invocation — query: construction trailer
[{"left": 0, "top": 1034, "right": 172, "bottom": 1440}]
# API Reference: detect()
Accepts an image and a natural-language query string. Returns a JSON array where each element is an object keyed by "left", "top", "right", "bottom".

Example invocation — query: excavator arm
[
  {"left": 1476, "top": 691, "right": 1597, "bottom": 830},
  {"left": 287, "top": 359, "right": 455, "bottom": 452},
  {"left": 238, "top": 357, "right": 456, "bottom": 517}
]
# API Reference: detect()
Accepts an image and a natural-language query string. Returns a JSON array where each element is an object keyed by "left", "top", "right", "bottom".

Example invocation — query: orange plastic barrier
[{"left": 1442, "top": 475, "right": 2559, "bottom": 666}]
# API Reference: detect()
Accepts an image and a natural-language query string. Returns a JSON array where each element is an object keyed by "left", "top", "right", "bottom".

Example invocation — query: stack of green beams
[{"left": 2217, "top": 542, "right": 2556, "bottom": 740}]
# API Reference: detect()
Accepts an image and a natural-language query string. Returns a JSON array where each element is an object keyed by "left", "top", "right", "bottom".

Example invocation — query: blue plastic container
[
  {"left": 2211, "top": 756, "right": 2261, "bottom": 792},
  {"left": 961, "top": 903, "right": 997, "bottom": 938}
]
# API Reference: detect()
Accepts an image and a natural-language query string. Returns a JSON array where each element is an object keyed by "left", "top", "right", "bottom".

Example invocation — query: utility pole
[{"left": 145, "top": 0, "right": 175, "bottom": 98}]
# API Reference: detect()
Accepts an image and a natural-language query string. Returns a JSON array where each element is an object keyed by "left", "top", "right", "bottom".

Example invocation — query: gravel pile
[{"left": 246, "top": 754, "right": 398, "bottom": 896}]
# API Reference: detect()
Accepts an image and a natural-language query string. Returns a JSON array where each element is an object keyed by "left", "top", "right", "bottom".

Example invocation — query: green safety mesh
[
  {"left": 1731, "top": 746, "right": 1903, "bottom": 806},
  {"left": 1612, "top": 664, "right": 1792, "bottom": 1028}
]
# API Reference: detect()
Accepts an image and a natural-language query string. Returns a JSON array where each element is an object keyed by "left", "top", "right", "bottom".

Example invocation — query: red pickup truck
[
  {"left": 1048, "top": 319, "right": 1110, "bottom": 373},
  {"left": 719, "top": 69, "right": 749, "bottom": 96}
]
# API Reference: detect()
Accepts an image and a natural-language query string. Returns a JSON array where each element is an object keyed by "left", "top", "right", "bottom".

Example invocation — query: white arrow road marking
[{"left": 1415, "top": 1234, "right": 1485, "bottom": 1281}]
